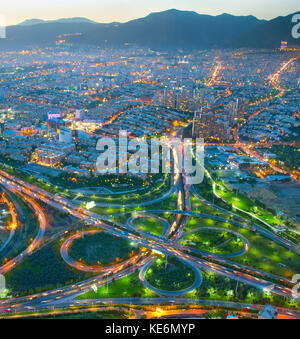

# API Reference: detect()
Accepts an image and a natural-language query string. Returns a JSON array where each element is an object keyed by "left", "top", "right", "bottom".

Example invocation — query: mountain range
[
  {"left": 1, "top": 9, "right": 299, "bottom": 49},
  {"left": 18, "top": 17, "right": 98, "bottom": 26}
]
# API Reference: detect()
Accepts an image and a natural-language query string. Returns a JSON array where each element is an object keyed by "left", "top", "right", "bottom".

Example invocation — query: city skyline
[{"left": 2, "top": 0, "right": 300, "bottom": 26}]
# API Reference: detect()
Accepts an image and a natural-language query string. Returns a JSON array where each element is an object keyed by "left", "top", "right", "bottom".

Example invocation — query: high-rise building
[
  {"left": 155, "top": 87, "right": 202, "bottom": 112},
  {"left": 75, "top": 109, "right": 84, "bottom": 120},
  {"left": 59, "top": 127, "right": 73, "bottom": 144},
  {"left": 0, "top": 87, "right": 9, "bottom": 100},
  {"left": 232, "top": 99, "right": 239, "bottom": 124},
  {"left": 193, "top": 110, "right": 232, "bottom": 141},
  {"left": 281, "top": 41, "right": 288, "bottom": 50}
]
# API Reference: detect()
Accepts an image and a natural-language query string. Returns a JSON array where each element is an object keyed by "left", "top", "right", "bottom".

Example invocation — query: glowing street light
[{"left": 86, "top": 201, "right": 96, "bottom": 210}]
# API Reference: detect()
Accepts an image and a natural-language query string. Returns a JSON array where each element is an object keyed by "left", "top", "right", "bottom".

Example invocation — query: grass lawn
[
  {"left": 6, "top": 242, "right": 94, "bottom": 296},
  {"left": 190, "top": 196, "right": 230, "bottom": 220},
  {"left": 185, "top": 272, "right": 300, "bottom": 310},
  {"left": 78, "top": 272, "right": 157, "bottom": 299},
  {"left": 180, "top": 229, "right": 244, "bottom": 255},
  {"left": 132, "top": 217, "right": 165, "bottom": 236},
  {"left": 69, "top": 232, "right": 138, "bottom": 266},
  {"left": 215, "top": 185, "right": 281, "bottom": 226},
  {"left": 78, "top": 271, "right": 300, "bottom": 311},
  {"left": 145, "top": 257, "right": 195, "bottom": 291},
  {"left": 185, "top": 216, "right": 218, "bottom": 231},
  {"left": 79, "top": 177, "right": 171, "bottom": 205},
  {"left": 233, "top": 227, "right": 300, "bottom": 279},
  {"left": 184, "top": 217, "right": 300, "bottom": 279}
]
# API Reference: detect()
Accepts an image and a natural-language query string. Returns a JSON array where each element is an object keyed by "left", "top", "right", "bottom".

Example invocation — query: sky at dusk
[{"left": 1, "top": 0, "right": 300, "bottom": 26}]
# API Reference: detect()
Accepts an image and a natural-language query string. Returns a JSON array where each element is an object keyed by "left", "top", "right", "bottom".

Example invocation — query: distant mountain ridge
[
  {"left": 18, "top": 17, "right": 98, "bottom": 26},
  {"left": 1, "top": 9, "right": 300, "bottom": 49},
  {"left": 87, "top": 9, "right": 264, "bottom": 49},
  {"left": 232, "top": 12, "right": 300, "bottom": 48}
]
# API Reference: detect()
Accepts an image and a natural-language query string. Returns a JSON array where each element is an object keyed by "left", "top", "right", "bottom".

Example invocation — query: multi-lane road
[{"left": 0, "top": 168, "right": 298, "bottom": 310}]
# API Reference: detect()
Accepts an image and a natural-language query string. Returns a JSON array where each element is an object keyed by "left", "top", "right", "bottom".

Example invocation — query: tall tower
[
  {"left": 0, "top": 87, "right": 9, "bottom": 100},
  {"left": 192, "top": 109, "right": 202, "bottom": 137},
  {"left": 234, "top": 98, "right": 239, "bottom": 122},
  {"left": 163, "top": 88, "right": 167, "bottom": 106}
]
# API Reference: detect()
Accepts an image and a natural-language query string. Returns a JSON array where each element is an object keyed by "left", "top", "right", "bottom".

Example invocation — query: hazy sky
[{"left": 2, "top": 0, "right": 300, "bottom": 26}]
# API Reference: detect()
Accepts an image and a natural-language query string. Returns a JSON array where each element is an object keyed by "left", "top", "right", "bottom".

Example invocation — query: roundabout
[
  {"left": 179, "top": 227, "right": 250, "bottom": 258},
  {"left": 60, "top": 230, "right": 145, "bottom": 274},
  {"left": 139, "top": 257, "right": 203, "bottom": 297}
]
